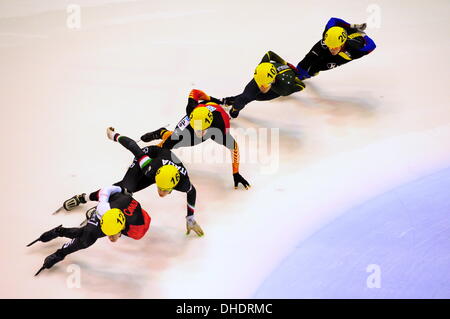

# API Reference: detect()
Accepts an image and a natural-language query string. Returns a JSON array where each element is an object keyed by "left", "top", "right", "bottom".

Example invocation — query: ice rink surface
[{"left": 0, "top": 0, "right": 449, "bottom": 298}]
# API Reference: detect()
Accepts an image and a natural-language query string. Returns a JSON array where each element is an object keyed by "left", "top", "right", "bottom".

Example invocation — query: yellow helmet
[
  {"left": 100, "top": 208, "right": 126, "bottom": 236},
  {"left": 155, "top": 165, "right": 180, "bottom": 190},
  {"left": 324, "top": 26, "right": 347, "bottom": 48},
  {"left": 254, "top": 62, "right": 277, "bottom": 87},
  {"left": 189, "top": 107, "right": 213, "bottom": 130}
]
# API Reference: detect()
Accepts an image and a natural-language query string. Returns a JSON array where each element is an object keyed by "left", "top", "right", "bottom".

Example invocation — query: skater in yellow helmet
[
  {"left": 155, "top": 164, "right": 181, "bottom": 191},
  {"left": 60, "top": 127, "right": 204, "bottom": 241},
  {"left": 221, "top": 51, "right": 306, "bottom": 119},
  {"left": 140, "top": 89, "right": 251, "bottom": 190},
  {"left": 254, "top": 62, "right": 278, "bottom": 93},
  {"left": 100, "top": 208, "right": 126, "bottom": 236},
  {"left": 29, "top": 185, "right": 151, "bottom": 276},
  {"left": 295, "top": 17, "right": 376, "bottom": 80},
  {"left": 189, "top": 106, "right": 214, "bottom": 133}
]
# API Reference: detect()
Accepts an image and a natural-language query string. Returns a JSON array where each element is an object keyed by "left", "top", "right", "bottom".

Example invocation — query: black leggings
[
  {"left": 232, "top": 78, "right": 281, "bottom": 112},
  {"left": 56, "top": 215, "right": 105, "bottom": 258},
  {"left": 88, "top": 163, "right": 151, "bottom": 201}
]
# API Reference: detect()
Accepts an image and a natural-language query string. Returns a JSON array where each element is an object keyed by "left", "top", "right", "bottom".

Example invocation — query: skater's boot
[
  {"left": 80, "top": 207, "right": 97, "bottom": 226},
  {"left": 35, "top": 250, "right": 65, "bottom": 276},
  {"left": 141, "top": 127, "right": 167, "bottom": 143},
  {"left": 229, "top": 107, "right": 241, "bottom": 118},
  {"left": 63, "top": 193, "right": 87, "bottom": 211},
  {"left": 27, "top": 225, "right": 63, "bottom": 247}
]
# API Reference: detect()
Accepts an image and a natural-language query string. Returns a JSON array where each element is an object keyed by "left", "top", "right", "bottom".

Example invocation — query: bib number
[{"left": 177, "top": 116, "right": 190, "bottom": 130}]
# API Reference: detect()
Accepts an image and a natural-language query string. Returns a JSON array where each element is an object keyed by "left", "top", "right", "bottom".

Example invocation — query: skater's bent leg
[
  {"left": 254, "top": 90, "right": 280, "bottom": 101},
  {"left": 88, "top": 163, "right": 143, "bottom": 201},
  {"left": 117, "top": 164, "right": 145, "bottom": 193},
  {"left": 232, "top": 79, "right": 261, "bottom": 112},
  {"left": 58, "top": 227, "right": 84, "bottom": 239},
  {"left": 56, "top": 223, "right": 104, "bottom": 258}
]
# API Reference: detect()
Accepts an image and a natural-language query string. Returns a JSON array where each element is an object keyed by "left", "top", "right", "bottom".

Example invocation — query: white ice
[{"left": 0, "top": 0, "right": 449, "bottom": 298}]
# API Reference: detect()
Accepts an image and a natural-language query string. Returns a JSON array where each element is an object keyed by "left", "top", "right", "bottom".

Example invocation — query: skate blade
[
  {"left": 34, "top": 266, "right": 45, "bottom": 276},
  {"left": 52, "top": 206, "right": 64, "bottom": 215},
  {"left": 27, "top": 238, "right": 40, "bottom": 247}
]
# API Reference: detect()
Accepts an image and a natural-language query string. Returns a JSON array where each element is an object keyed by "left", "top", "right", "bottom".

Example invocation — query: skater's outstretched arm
[
  {"left": 182, "top": 183, "right": 204, "bottom": 236},
  {"left": 96, "top": 185, "right": 122, "bottom": 217},
  {"left": 212, "top": 132, "right": 250, "bottom": 190},
  {"left": 229, "top": 139, "right": 250, "bottom": 190},
  {"left": 173, "top": 175, "right": 197, "bottom": 216},
  {"left": 174, "top": 177, "right": 203, "bottom": 236},
  {"left": 324, "top": 17, "right": 351, "bottom": 31},
  {"left": 186, "top": 89, "right": 223, "bottom": 115},
  {"left": 186, "top": 89, "right": 208, "bottom": 115},
  {"left": 186, "top": 89, "right": 222, "bottom": 116},
  {"left": 260, "top": 51, "right": 299, "bottom": 75},
  {"left": 260, "top": 51, "right": 287, "bottom": 65},
  {"left": 296, "top": 40, "right": 328, "bottom": 79}
]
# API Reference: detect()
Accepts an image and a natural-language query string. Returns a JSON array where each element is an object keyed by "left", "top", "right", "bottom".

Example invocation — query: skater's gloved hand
[
  {"left": 233, "top": 172, "right": 250, "bottom": 190},
  {"left": 222, "top": 97, "right": 235, "bottom": 106},
  {"left": 106, "top": 127, "right": 119, "bottom": 141},
  {"left": 296, "top": 67, "right": 311, "bottom": 80},
  {"left": 229, "top": 107, "right": 240, "bottom": 119},
  {"left": 350, "top": 23, "right": 367, "bottom": 32},
  {"left": 287, "top": 63, "right": 299, "bottom": 74},
  {"left": 186, "top": 215, "right": 204, "bottom": 237}
]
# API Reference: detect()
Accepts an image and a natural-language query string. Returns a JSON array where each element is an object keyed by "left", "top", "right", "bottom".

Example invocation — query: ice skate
[
  {"left": 141, "top": 127, "right": 167, "bottom": 143},
  {"left": 63, "top": 193, "right": 87, "bottom": 211},
  {"left": 27, "top": 224, "right": 63, "bottom": 247}
]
